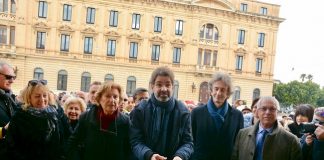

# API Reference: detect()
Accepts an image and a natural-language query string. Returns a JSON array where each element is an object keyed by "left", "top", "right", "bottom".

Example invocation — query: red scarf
[{"left": 98, "top": 108, "right": 117, "bottom": 131}]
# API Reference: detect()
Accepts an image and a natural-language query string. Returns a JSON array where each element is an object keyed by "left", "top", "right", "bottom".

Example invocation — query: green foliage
[{"left": 273, "top": 80, "right": 321, "bottom": 107}]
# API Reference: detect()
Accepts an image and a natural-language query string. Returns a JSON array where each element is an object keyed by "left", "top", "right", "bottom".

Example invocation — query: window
[
  {"left": 0, "top": 0, "right": 8, "bottom": 12},
  {"left": 63, "top": 4, "right": 72, "bottom": 21},
  {"left": 199, "top": 24, "right": 218, "bottom": 41},
  {"left": 126, "top": 76, "right": 136, "bottom": 96},
  {"left": 203, "top": 50, "right": 211, "bottom": 66},
  {"left": 86, "top": 7, "right": 95, "bottom": 24},
  {"left": 0, "top": 25, "right": 6, "bottom": 44},
  {"left": 11, "top": 0, "right": 15, "bottom": 14},
  {"left": 235, "top": 55, "right": 243, "bottom": 71},
  {"left": 129, "top": 42, "right": 138, "bottom": 59},
  {"left": 38, "top": 1, "right": 47, "bottom": 18},
  {"left": 212, "top": 51, "right": 217, "bottom": 66},
  {"left": 232, "top": 86, "right": 241, "bottom": 103},
  {"left": 154, "top": 16, "right": 162, "bottom": 32},
  {"left": 260, "top": 7, "right": 268, "bottom": 15},
  {"left": 33, "top": 68, "right": 44, "bottom": 80},
  {"left": 253, "top": 88, "right": 260, "bottom": 100},
  {"left": 258, "top": 33, "right": 265, "bottom": 47},
  {"left": 151, "top": 45, "right": 160, "bottom": 61},
  {"left": 132, "top": 13, "right": 141, "bottom": 29},
  {"left": 60, "top": 34, "right": 70, "bottom": 52},
  {"left": 36, "top": 31, "right": 46, "bottom": 49},
  {"left": 173, "top": 47, "right": 181, "bottom": 63},
  {"left": 240, "top": 3, "right": 248, "bottom": 12},
  {"left": 84, "top": 37, "right": 93, "bottom": 54},
  {"left": 256, "top": 58, "right": 263, "bottom": 73},
  {"left": 238, "top": 29, "right": 245, "bottom": 44},
  {"left": 109, "top": 10, "right": 118, "bottom": 27},
  {"left": 197, "top": 49, "right": 217, "bottom": 67},
  {"left": 81, "top": 72, "right": 91, "bottom": 92},
  {"left": 175, "top": 20, "right": 183, "bottom": 35},
  {"left": 104, "top": 74, "right": 114, "bottom": 82},
  {"left": 173, "top": 80, "right": 179, "bottom": 99},
  {"left": 10, "top": 26, "right": 14, "bottom": 45},
  {"left": 107, "top": 39, "right": 116, "bottom": 56},
  {"left": 57, "top": 70, "right": 67, "bottom": 90}
]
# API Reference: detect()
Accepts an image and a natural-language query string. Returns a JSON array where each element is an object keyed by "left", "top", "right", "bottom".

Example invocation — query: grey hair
[
  {"left": 256, "top": 96, "right": 281, "bottom": 111},
  {"left": 0, "top": 61, "right": 13, "bottom": 71},
  {"left": 208, "top": 72, "right": 233, "bottom": 97}
]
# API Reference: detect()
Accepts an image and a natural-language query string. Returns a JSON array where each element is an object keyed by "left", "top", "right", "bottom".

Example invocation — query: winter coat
[
  {"left": 129, "top": 96, "right": 193, "bottom": 160},
  {"left": 5, "top": 106, "right": 65, "bottom": 160},
  {"left": 231, "top": 121, "right": 302, "bottom": 160},
  {"left": 67, "top": 106, "right": 131, "bottom": 160},
  {"left": 191, "top": 103, "right": 243, "bottom": 160}
]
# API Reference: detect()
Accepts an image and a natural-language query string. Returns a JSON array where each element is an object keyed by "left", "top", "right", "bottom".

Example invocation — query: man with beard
[
  {"left": 130, "top": 66, "right": 193, "bottom": 160},
  {"left": 191, "top": 72, "right": 243, "bottom": 160}
]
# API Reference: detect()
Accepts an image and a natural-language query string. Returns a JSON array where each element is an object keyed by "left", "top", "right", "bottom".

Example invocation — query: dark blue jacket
[
  {"left": 301, "top": 135, "right": 324, "bottom": 160},
  {"left": 129, "top": 97, "right": 193, "bottom": 160},
  {"left": 191, "top": 103, "right": 243, "bottom": 160}
]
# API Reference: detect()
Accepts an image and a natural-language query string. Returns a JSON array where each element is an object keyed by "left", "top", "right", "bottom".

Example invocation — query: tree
[
  {"left": 273, "top": 80, "right": 321, "bottom": 107},
  {"left": 300, "top": 74, "right": 306, "bottom": 82},
  {"left": 306, "top": 74, "right": 313, "bottom": 81},
  {"left": 316, "top": 88, "right": 324, "bottom": 107}
]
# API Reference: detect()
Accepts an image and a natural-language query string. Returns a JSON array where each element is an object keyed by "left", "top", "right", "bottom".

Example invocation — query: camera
[{"left": 300, "top": 119, "right": 324, "bottom": 134}]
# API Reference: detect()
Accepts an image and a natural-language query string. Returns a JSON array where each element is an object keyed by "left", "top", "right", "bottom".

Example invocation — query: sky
[{"left": 260, "top": 0, "right": 324, "bottom": 87}]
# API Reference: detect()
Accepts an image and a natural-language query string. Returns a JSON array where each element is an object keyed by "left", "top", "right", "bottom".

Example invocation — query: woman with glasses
[
  {"left": 4, "top": 80, "right": 66, "bottom": 160},
  {"left": 67, "top": 82, "right": 131, "bottom": 160}
]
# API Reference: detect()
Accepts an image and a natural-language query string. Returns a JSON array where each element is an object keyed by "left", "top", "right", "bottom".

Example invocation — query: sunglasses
[
  {"left": 0, "top": 73, "right": 16, "bottom": 80},
  {"left": 28, "top": 79, "right": 48, "bottom": 86}
]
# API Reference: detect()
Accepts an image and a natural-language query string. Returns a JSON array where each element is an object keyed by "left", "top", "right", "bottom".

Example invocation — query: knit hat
[{"left": 314, "top": 107, "right": 324, "bottom": 118}]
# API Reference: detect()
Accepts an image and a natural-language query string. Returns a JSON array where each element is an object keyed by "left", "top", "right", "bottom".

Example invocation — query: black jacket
[
  {"left": 5, "top": 106, "right": 65, "bottom": 160},
  {"left": 191, "top": 103, "right": 243, "bottom": 160},
  {"left": 129, "top": 97, "right": 193, "bottom": 160},
  {"left": 67, "top": 106, "right": 131, "bottom": 160}
]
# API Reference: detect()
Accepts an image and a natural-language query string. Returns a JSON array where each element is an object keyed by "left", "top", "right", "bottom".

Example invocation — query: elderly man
[
  {"left": 191, "top": 72, "right": 243, "bottom": 160},
  {"left": 231, "top": 96, "right": 302, "bottom": 160},
  {"left": 0, "top": 61, "right": 18, "bottom": 157},
  {"left": 0, "top": 61, "right": 17, "bottom": 137},
  {"left": 130, "top": 66, "right": 193, "bottom": 160}
]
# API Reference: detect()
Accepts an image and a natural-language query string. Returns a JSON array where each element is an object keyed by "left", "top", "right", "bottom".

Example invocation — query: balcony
[
  {"left": 0, "top": 12, "right": 16, "bottom": 22},
  {"left": 199, "top": 38, "right": 218, "bottom": 47},
  {"left": 0, "top": 44, "right": 16, "bottom": 58}
]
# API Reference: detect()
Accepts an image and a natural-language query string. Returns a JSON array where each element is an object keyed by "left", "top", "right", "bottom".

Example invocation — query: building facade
[{"left": 0, "top": 0, "right": 283, "bottom": 105}]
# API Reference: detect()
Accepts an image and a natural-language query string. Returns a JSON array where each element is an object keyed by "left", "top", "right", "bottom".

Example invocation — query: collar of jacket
[
  {"left": 89, "top": 106, "right": 125, "bottom": 127},
  {"left": 150, "top": 93, "right": 175, "bottom": 112},
  {"left": 248, "top": 120, "right": 280, "bottom": 137}
]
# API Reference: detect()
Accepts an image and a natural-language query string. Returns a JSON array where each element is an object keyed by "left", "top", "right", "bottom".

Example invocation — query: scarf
[
  {"left": 150, "top": 93, "right": 175, "bottom": 155},
  {"left": 207, "top": 98, "right": 229, "bottom": 130}
]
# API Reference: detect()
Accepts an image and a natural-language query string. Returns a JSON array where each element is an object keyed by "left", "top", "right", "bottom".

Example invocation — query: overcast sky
[{"left": 259, "top": 0, "right": 324, "bottom": 87}]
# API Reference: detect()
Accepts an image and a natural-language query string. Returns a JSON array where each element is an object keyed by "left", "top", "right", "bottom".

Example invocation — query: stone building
[{"left": 0, "top": 0, "right": 283, "bottom": 104}]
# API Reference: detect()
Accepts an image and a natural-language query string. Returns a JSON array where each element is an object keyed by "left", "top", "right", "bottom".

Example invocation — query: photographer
[{"left": 301, "top": 107, "right": 324, "bottom": 160}]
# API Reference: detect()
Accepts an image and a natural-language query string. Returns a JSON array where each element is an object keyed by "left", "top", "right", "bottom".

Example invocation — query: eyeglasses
[
  {"left": 0, "top": 73, "right": 16, "bottom": 80},
  {"left": 258, "top": 107, "right": 277, "bottom": 113},
  {"left": 28, "top": 79, "right": 48, "bottom": 86}
]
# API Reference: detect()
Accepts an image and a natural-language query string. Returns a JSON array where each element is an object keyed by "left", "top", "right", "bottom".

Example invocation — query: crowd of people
[{"left": 0, "top": 60, "right": 324, "bottom": 160}]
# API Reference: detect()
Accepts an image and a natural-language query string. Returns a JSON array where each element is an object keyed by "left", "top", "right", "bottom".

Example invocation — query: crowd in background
[{"left": 0, "top": 60, "right": 324, "bottom": 160}]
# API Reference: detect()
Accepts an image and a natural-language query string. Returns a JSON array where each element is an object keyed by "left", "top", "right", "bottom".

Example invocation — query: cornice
[
  {"left": 81, "top": 27, "right": 97, "bottom": 35},
  {"left": 104, "top": 30, "right": 121, "bottom": 38},
  {"left": 33, "top": 22, "right": 50, "bottom": 30},
  {"left": 58, "top": 25, "right": 74, "bottom": 33},
  {"left": 127, "top": 33, "right": 143, "bottom": 41},
  {"left": 149, "top": 35, "right": 164, "bottom": 43},
  {"left": 170, "top": 38, "right": 185, "bottom": 46}
]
